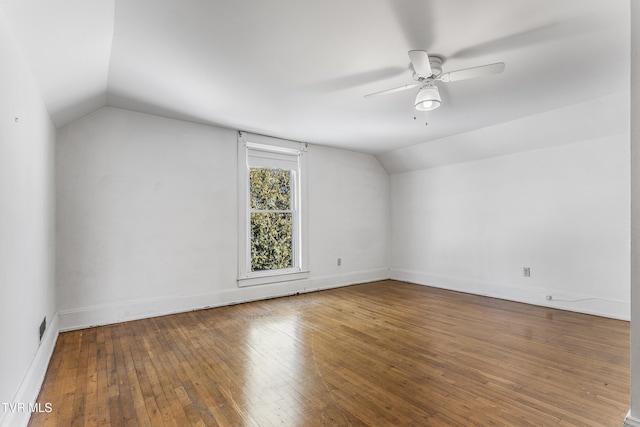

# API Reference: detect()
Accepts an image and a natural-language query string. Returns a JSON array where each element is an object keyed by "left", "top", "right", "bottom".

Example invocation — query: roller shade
[{"left": 246, "top": 142, "right": 301, "bottom": 170}]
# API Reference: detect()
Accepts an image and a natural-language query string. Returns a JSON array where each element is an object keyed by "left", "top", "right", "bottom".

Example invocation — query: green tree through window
[{"left": 249, "top": 168, "right": 294, "bottom": 271}]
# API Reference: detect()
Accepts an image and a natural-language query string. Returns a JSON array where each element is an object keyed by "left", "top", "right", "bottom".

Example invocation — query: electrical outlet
[
  {"left": 337, "top": 258, "right": 342, "bottom": 266},
  {"left": 523, "top": 267, "right": 531, "bottom": 277}
]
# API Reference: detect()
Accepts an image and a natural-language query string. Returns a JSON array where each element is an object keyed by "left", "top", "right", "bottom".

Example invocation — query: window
[
  {"left": 238, "top": 132, "right": 308, "bottom": 286},
  {"left": 250, "top": 167, "right": 294, "bottom": 271}
]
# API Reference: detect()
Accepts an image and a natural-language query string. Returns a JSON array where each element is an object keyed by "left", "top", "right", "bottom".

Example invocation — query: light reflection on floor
[{"left": 244, "top": 314, "right": 303, "bottom": 426}]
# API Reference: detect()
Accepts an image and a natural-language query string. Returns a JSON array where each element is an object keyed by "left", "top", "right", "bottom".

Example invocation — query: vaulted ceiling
[{"left": 1, "top": 0, "right": 630, "bottom": 154}]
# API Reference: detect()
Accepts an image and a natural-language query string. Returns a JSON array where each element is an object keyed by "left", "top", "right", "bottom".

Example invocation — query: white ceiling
[{"left": 1, "top": 0, "right": 630, "bottom": 154}]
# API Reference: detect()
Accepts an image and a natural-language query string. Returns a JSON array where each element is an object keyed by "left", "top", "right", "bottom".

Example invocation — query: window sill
[{"left": 237, "top": 270, "right": 310, "bottom": 287}]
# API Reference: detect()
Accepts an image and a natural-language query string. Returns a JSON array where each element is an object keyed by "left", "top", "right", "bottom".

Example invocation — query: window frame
[{"left": 237, "top": 132, "right": 309, "bottom": 287}]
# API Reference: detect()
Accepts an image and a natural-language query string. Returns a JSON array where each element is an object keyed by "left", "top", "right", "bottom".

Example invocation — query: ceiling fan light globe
[
  {"left": 415, "top": 100, "right": 441, "bottom": 111},
  {"left": 415, "top": 85, "right": 441, "bottom": 111}
]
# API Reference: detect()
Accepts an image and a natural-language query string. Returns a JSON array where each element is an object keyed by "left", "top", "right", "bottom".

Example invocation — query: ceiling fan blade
[
  {"left": 364, "top": 83, "right": 420, "bottom": 98},
  {"left": 450, "top": 14, "right": 606, "bottom": 60},
  {"left": 408, "top": 50, "right": 432, "bottom": 78},
  {"left": 304, "top": 66, "right": 407, "bottom": 92},
  {"left": 438, "top": 62, "right": 505, "bottom": 83},
  {"left": 390, "top": 1, "right": 436, "bottom": 53}
]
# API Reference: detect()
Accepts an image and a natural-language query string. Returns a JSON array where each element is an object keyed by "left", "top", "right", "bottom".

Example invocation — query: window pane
[
  {"left": 250, "top": 212, "right": 293, "bottom": 271},
  {"left": 250, "top": 168, "right": 291, "bottom": 210}
]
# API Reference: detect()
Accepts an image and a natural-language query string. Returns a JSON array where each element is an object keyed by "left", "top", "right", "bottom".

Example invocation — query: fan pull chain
[{"left": 414, "top": 115, "right": 428, "bottom": 126}]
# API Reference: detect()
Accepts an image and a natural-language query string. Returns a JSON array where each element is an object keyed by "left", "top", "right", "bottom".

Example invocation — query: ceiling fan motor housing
[
  {"left": 414, "top": 55, "right": 443, "bottom": 80},
  {"left": 428, "top": 56, "right": 443, "bottom": 77}
]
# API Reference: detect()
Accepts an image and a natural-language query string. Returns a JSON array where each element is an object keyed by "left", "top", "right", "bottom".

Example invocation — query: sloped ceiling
[
  {"left": 0, "top": 0, "right": 630, "bottom": 154},
  {"left": 1, "top": 0, "right": 114, "bottom": 127}
]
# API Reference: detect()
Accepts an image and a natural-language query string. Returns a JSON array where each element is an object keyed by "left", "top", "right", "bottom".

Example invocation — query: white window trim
[{"left": 237, "top": 132, "right": 309, "bottom": 287}]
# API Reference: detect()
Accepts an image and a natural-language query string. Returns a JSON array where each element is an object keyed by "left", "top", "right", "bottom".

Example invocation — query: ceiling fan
[{"left": 364, "top": 50, "right": 505, "bottom": 111}]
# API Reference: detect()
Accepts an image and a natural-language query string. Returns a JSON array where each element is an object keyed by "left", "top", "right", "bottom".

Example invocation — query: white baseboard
[
  {"left": 0, "top": 314, "right": 59, "bottom": 427},
  {"left": 390, "top": 268, "right": 629, "bottom": 320},
  {"left": 625, "top": 411, "right": 640, "bottom": 427},
  {"left": 58, "top": 268, "right": 390, "bottom": 331}
]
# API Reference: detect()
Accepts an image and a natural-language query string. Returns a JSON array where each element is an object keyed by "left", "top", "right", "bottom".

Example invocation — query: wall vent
[{"left": 39, "top": 316, "right": 46, "bottom": 342}]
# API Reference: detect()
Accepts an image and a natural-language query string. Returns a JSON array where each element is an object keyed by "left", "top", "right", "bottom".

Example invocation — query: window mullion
[{"left": 250, "top": 209, "right": 293, "bottom": 214}]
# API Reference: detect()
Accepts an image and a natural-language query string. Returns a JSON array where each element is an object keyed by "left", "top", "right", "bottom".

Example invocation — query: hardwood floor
[{"left": 29, "top": 280, "right": 629, "bottom": 426}]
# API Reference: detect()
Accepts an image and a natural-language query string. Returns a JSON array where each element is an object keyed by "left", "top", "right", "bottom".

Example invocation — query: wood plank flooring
[{"left": 29, "top": 281, "right": 630, "bottom": 426}]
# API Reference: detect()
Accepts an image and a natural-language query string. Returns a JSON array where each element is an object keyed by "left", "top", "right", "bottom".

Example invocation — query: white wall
[
  {"left": 307, "top": 144, "right": 390, "bottom": 279},
  {"left": 626, "top": 2, "right": 640, "bottom": 425},
  {"left": 56, "top": 107, "right": 389, "bottom": 330},
  {"left": 390, "top": 134, "right": 630, "bottom": 319},
  {"left": 0, "top": 9, "right": 56, "bottom": 427},
  {"left": 56, "top": 107, "right": 238, "bottom": 318}
]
